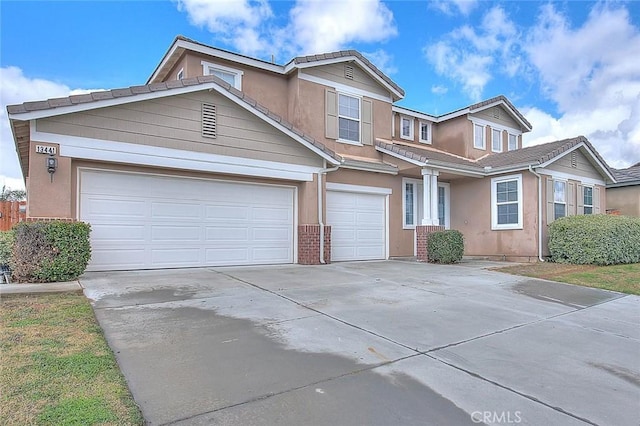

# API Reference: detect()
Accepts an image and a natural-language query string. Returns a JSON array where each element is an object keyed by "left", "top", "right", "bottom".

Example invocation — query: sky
[{"left": 1, "top": 0, "right": 639, "bottom": 191}]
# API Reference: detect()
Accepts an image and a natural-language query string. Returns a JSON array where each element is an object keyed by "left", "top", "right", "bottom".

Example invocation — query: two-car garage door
[{"left": 80, "top": 170, "right": 295, "bottom": 271}]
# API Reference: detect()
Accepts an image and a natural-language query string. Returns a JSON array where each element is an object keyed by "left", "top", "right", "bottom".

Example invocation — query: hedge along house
[{"left": 7, "top": 35, "right": 616, "bottom": 271}]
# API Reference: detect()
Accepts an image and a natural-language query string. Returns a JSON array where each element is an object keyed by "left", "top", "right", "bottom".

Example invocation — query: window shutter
[
  {"left": 325, "top": 89, "right": 338, "bottom": 139},
  {"left": 567, "top": 182, "right": 576, "bottom": 216},
  {"left": 362, "top": 99, "right": 373, "bottom": 145},
  {"left": 593, "top": 186, "right": 601, "bottom": 213},
  {"left": 201, "top": 103, "right": 217, "bottom": 138},
  {"left": 577, "top": 184, "right": 584, "bottom": 214},
  {"left": 546, "top": 178, "right": 554, "bottom": 224}
]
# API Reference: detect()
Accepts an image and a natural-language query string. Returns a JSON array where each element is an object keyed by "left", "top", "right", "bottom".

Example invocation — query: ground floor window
[
  {"left": 583, "top": 186, "right": 593, "bottom": 214},
  {"left": 491, "top": 174, "right": 523, "bottom": 230},
  {"left": 554, "top": 180, "right": 567, "bottom": 220}
]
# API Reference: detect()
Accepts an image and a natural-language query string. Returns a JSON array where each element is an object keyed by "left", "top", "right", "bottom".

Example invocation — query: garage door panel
[
  {"left": 327, "top": 190, "right": 386, "bottom": 262},
  {"left": 80, "top": 170, "right": 294, "bottom": 271}
]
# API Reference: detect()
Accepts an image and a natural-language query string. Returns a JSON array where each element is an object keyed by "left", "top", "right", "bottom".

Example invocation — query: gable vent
[
  {"left": 571, "top": 151, "right": 577, "bottom": 168},
  {"left": 493, "top": 107, "right": 501, "bottom": 119},
  {"left": 345, "top": 65, "right": 354, "bottom": 80},
  {"left": 201, "top": 103, "right": 217, "bottom": 139}
]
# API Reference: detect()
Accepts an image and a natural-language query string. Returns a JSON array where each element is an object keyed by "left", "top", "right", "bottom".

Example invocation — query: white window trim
[
  {"left": 176, "top": 68, "right": 184, "bottom": 80},
  {"left": 491, "top": 128, "right": 503, "bottom": 153},
  {"left": 419, "top": 121, "right": 432, "bottom": 144},
  {"left": 438, "top": 182, "right": 450, "bottom": 229},
  {"left": 540, "top": 170, "right": 605, "bottom": 187},
  {"left": 507, "top": 133, "right": 518, "bottom": 151},
  {"left": 402, "top": 177, "right": 421, "bottom": 229},
  {"left": 471, "top": 117, "right": 522, "bottom": 151},
  {"left": 201, "top": 60, "right": 244, "bottom": 90},
  {"left": 582, "top": 184, "right": 594, "bottom": 214},
  {"left": 473, "top": 123, "right": 486, "bottom": 150},
  {"left": 400, "top": 116, "right": 414, "bottom": 141},
  {"left": 337, "top": 92, "right": 362, "bottom": 145},
  {"left": 553, "top": 179, "right": 567, "bottom": 220},
  {"left": 491, "top": 174, "right": 523, "bottom": 230}
]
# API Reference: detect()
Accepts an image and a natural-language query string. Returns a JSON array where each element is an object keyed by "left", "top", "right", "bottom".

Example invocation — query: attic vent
[
  {"left": 493, "top": 107, "right": 501, "bottom": 119},
  {"left": 345, "top": 65, "right": 354, "bottom": 80},
  {"left": 571, "top": 151, "right": 577, "bottom": 168},
  {"left": 201, "top": 103, "right": 217, "bottom": 139}
]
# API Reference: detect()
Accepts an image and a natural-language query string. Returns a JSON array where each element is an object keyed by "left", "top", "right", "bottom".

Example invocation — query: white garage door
[
  {"left": 80, "top": 170, "right": 295, "bottom": 271},
  {"left": 326, "top": 189, "right": 387, "bottom": 261}
]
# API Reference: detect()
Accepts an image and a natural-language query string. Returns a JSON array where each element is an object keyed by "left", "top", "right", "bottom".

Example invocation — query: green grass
[
  {"left": 0, "top": 293, "right": 143, "bottom": 425},
  {"left": 495, "top": 262, "right": 640, "bottom": 295}
]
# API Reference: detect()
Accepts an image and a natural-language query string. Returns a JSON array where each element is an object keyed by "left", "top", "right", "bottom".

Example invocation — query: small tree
[{"left": 0, "top": 185, "right": 26, "bottom": 202}]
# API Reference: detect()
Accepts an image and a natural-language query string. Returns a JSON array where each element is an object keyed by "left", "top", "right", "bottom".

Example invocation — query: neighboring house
[
  {"left": 607, "top": 163, "right": 640, "bottom": 216},
  {"left": 7, "top": 35, "right": 616, "bottom": 271}
]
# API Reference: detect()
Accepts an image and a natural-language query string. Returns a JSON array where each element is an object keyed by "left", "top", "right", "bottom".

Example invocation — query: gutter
[
  {"left": 318, "top": 160, "right": 340, "bottom": 264},
  {"left": 528, "top": 165, "right": 545, "bottom": 262}
]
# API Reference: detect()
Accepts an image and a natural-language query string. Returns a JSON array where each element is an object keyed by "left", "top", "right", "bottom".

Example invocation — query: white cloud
[
  {"left": 0, "top": 66, "right": 101, "bottom": 191},
  {"left": 177, "top": 0, "right": 397, "bottom": 60},
  {"left": 431, "top": 85, "right": 448, "bottom": 95},
  {"left": 362, "top": 49, "right": 397, "bottom": 76},
  {"left": 176, "top": 0, "right": 273, "bottom": 55},
  {"left": 522, "top": 3, "right": 640, "bottom": 169},
  {"left": 430, "top": 0, "right": 478, "bottom": 16},
  {"left": 424, "top": 6, "right": 523, "bottom": 101}
]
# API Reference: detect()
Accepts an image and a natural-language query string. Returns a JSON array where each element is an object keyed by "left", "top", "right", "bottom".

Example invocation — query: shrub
[
  {"left": 427, "top": 230, "right": 464, "bottom": 264},
  {"left": 10, "top": 221, "right": 92, "bottom": 283},
  {"left": 0, "top": 230, "right": 14, "bottom": 265},
  {"left": 549, "top": 214, "right": 640, "bottom": 265}
]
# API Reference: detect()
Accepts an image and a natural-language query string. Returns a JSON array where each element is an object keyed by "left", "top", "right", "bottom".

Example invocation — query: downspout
[
  {"left": 318, "top": 160, "right": 340, "bottom": 264},
  {"left": 528, "top": 165, "right": 545, "bottom": 262}
]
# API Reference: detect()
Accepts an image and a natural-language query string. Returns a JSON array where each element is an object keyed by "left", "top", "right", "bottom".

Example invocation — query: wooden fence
[{"left": 0, "top": 201, "right": 26, "bottom": 231}]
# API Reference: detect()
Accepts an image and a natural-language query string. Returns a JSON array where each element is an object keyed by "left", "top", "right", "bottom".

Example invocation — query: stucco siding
[
  {"left": 431, "top": 118, "right": 471, "bottom": 158},
  {"left": 302, "top": 64, "right": 390, "bottom": 98},
  {"left": 36, "top": 91, "right": 322, "bottom": 167},
  {"left": 607, "top": 186, "right": 640, "bottom": 216},
  {"left": 544, "top": 149, "right": 604, "bottom": 180}
]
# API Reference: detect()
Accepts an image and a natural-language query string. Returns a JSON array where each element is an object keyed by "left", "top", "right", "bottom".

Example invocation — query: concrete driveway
[{"left": 80, "top": 261, "right": 640, "bottom": 426}]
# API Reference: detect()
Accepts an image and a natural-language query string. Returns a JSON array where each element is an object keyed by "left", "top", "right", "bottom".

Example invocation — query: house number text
[{"left": 36, "top": 145, "right": 57, "bottom": 155}]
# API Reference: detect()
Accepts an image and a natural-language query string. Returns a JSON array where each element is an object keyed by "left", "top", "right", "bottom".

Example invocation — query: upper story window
[
  {"left": 201, "top": 61, "right": 243, "bottom": 90},
  {"left": 508, "top": 134, "right": 518, "bottom": 151},
  {"left": 400, "top": 116, "right": 414, "bottom": 140},
  {"left": 492, "top": 128, "right": 502, "bottom": 152},
  {"left": 491, "top": 174, "right": 523, "bottom": 230},
  {"left": 583, "top": 186, "right": 593, "bottom": 214},
  {"left": 474, "top": 123, "right": 486, "bottom": 149},
  {"left": 554, "top": 180, "right": 567, "bottom": 220},
  {"left": 338, "top": 93, "right": 360, "bottom": 143},
  {"left": 419, "top": 121, "right": 431, "bottom": 144}
]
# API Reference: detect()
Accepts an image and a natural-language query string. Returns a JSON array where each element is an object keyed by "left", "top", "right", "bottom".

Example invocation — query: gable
[
  {"left": 543, "top": 148, "right": 604, "bottom": 181},
  {"left": 301, "top": 62, "right": 391, "bottom": 99},
  {"left": 469, "top": 105, "right": 520, "bottom": 130},
  {"left": 34, "top": 90, "right": 323, "bottom": 168}
]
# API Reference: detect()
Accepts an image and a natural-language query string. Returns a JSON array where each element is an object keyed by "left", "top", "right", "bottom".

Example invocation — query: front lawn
[
  {"left": 0, "top": 293, "right": 142, "bottom": 425},
  {"left": 495, "top": 262, "right": 640, "bottom": 295}
]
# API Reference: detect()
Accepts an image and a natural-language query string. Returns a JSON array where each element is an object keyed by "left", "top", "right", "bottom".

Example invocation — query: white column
[
  {"left": 431, "top": 170, "right": 439, "bottom": 226},
  {"left": 421, "top": 169, "right": 432, "bottom": 225}
]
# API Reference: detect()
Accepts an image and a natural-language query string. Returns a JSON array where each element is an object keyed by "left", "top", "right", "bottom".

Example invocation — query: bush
[
  {"left": 427, "top": 230, "right": 464, "bottom": 264},
  {"left": 549, "top": 214, "right": 640, "bottom": 265},
  {"left": 0, "top": 230, "right": 14, "bottom": 265},
  {"left": 10, "top": 221, "right": 92, "bottom": 283}
]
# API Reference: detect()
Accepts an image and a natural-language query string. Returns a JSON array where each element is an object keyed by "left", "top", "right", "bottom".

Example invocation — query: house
[
  {"left": 607, "top": 163, "right": 640, "bottom": 216},
  {"left": 7, "top": 35, "right": 616, "bottom": 271}
]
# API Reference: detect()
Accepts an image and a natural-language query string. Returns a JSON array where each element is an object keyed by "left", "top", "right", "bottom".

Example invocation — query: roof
[
  {"left": 148, "top": 35, "right": 404, "bottom": 100},
  {"left": 7, "top": 75, "right": 341, "bottom": 178},
  {"left": 376, "top": 136, "right": 615, "bottom": 182},
  {"left": 609, "top": 163, "right": 640, "bottom": 187}
]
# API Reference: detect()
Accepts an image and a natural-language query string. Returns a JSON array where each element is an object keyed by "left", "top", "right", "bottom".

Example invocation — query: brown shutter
[
  {"left": 325, "top": 89, "right": 338, "bottom": 139},
  {"left": 577, "top": 184, "right": 584, "bottom": 214},
  {"left": 361, "top": 99, "right": 373, "bottom": 145},
  {"left": 593, "top": 186, "right": 601, "bottom": 213},
  {"left": 546, "top": 178, "right": 555, "bottom": 224},
  {"left": 567, "top": 181, "right": 576, "bottom": 216}
]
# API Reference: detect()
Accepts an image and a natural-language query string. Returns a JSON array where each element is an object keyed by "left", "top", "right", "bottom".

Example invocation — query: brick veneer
[
  {"left": 26, "top": 217, "right": 77, "bottom": 222},
  {"left": 298, "top": 224, "right": 331, "bottom": 265},
  {"left": 416, "top": 225, "right": 445, "bottom": 261}
]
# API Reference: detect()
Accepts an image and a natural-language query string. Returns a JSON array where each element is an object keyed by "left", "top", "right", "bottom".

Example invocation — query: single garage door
[
  {"left": 326, "top": 188, "right": 387, "bottom": 261},
  {"left": 80, "top": 170, "right": 295, "bottom": 271}
]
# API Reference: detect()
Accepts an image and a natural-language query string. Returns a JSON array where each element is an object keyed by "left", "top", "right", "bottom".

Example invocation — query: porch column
[{"left": 421, "top": 168, "right": 439, "bottom": 226}]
